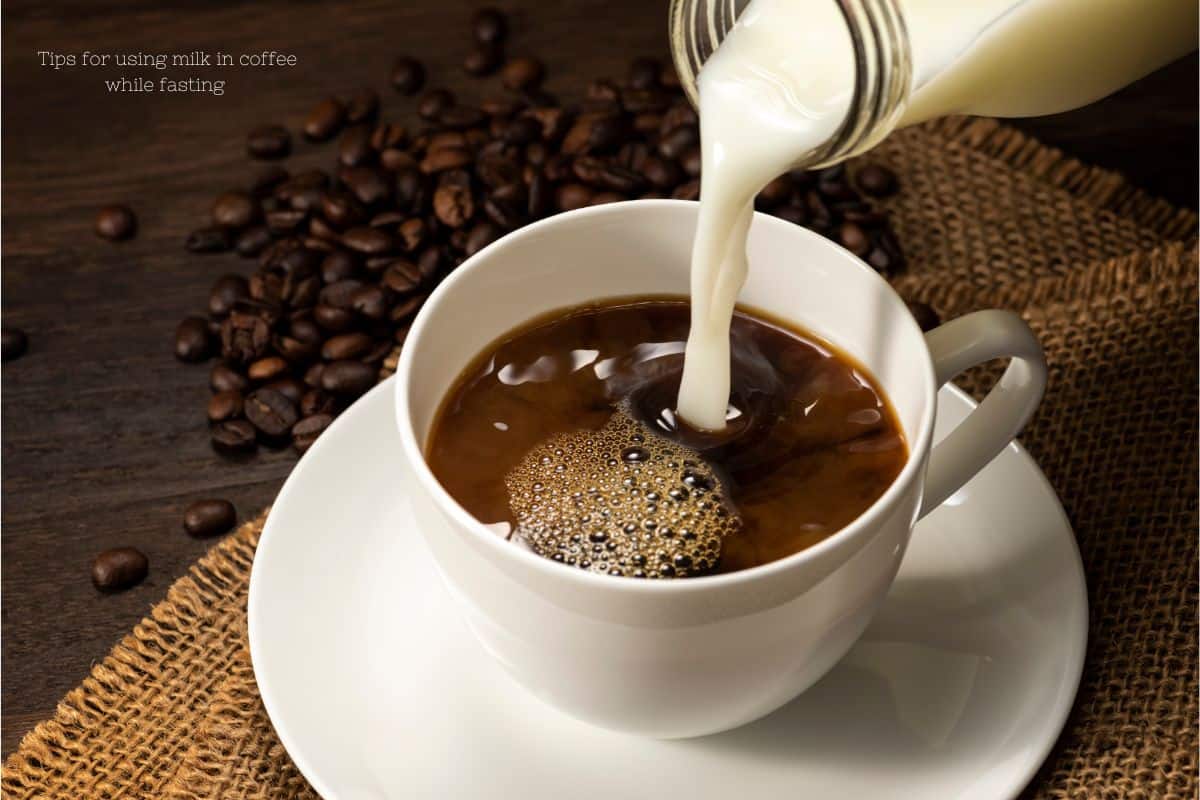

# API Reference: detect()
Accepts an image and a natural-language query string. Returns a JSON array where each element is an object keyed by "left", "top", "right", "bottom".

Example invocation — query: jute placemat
[{"left": 4, "top": 118, "right": 1197, "bottom": 799}]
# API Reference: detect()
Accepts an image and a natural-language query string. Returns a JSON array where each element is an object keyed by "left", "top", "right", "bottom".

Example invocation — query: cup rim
[{"left": 395, "top": 199, "right": 937, "bottom": 594}]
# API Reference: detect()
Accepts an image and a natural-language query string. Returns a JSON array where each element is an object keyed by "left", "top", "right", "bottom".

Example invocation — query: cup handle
[{"left": 918, "top": 310, "right": 1047, "bottom": 518}]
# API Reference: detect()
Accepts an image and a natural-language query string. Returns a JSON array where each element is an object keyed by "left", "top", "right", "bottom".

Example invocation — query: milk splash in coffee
[{"left": 676, "top": 0, "right": 1197, "bottom": 430}]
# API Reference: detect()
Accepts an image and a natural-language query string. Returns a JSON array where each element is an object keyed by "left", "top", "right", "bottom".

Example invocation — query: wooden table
[{"left": 2, "top": 0, "right": 1195, "bottom": 756}]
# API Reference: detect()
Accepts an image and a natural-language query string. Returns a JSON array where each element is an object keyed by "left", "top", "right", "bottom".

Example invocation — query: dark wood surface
[{"left": 1, "top": 0, "right": 1195, "bottom": 757}]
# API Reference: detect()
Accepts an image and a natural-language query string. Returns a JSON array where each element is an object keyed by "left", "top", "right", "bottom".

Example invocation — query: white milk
[{"left": 676, "top": 0, "right": 1197, "bottom": 430}]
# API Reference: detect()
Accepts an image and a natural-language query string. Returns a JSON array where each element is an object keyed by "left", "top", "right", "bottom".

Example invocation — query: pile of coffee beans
[{"left": 173, "top": 5, "right": 910, "bottom": 462}]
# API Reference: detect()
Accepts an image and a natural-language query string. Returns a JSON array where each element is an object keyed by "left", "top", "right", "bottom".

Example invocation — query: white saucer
[{"left": 249, "top": 378, "right": 1087, "bottom": 800}]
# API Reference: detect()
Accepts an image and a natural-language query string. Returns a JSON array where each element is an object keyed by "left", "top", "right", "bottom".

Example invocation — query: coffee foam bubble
[{"left": 505, "top": 405, "right": 741, "bottom": 578}]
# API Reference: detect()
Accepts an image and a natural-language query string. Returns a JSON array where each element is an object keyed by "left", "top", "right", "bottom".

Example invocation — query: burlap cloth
[{"left": 3, "top": 118, "right": 1197, "bottom": 799}]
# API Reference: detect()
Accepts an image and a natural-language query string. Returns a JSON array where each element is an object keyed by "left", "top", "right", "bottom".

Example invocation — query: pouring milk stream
[{"left": 676, "top": 0, "right": 1197, "bottom": 431}]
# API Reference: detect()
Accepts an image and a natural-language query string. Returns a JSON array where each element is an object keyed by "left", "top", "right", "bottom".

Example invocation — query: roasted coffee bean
[
  {"left": 183, "top": 499, "right": 237, "bottom": 538},
  {"left": 247, "top": 355, "right": 289, "bottom": 382},
  {"left": 484, "top": 184, "right": 527, "bottom": 229},
  {"left": 620, "top": 88, "right": 668, "bottom": 114},
  {"left": 906, "top": 300, "right": 940, "bottom": 332},
  {"left": 421, "top": 146, "right": 473, "bottom": 173},
  {"left": 382, "top": 148, "right": 418, "bottom": 172},
  {"left": 300, "top": 389, "right": 336, "bottom": 416},
  {"left": 418, "top": 89, "right": 454, "bottom": 121},
  {"left": 247, "top": 124, "right": 291, "bottom": 159},
  {"left": 391, "top": 55, "right": 426, "bottom": 94},
  {"left": 772, "top": 205, "right": 808, "bottom": 226},
  {"left": 337, "top": 125, "right": 375, "bottom": 168},
  {"left": 429, "top": 130, "right": 468, "bottom": 150},
  {"left": 361, "top": 338, "right": 394, "bottom": 364},
  {"left": 390, "top": 294, "right": 426, "bottom": 324},
  {"left": 211, "top": 191, "right": 259, "bottom": 229},
  {"left": 301, "top": 361, "right": 325, "bottom": 388},
  {"left": 2, "top": 328, "right": 28, "bottom": 362},
  {"left": 434, "top": 171, "right": 475, "bottom": 227},
  {"left": 95, "top": 205, "right": 137, "bottom": 241},
  {"left": 264, "top": 209, "right": 307, "bottom": 235},
  {"left": 304, "top": 97, "right": 346, "bottom": 142},
  {"left": 755, "top": 175, "right": 792, "bottom": 209},
  {"left": 590, "top": 191, "right": 626, "bottom": 205},
  {"left": 628, "top": 57, "right": 661, "bottom": 90},
  {"left": 320, "top": 189, "right": 367, "bottom": 229},
  {"left": 659, "top": 103, "right": 698, "bottom": 134},
  {"left": 371, "top": 122, "right": 407, "bottom": 152},
  {"left": 464, "top": 44, "right": 502, "bottom": 76},
  {"left": 438, "top": 105, "right": 487, "bottom": 130},
  {"left": 338, "top": 167, "right": 390, "bottom": 207},
  {"left": 209, "top": 274, "right": 251, "bottom": 317},
  {"left": 481, "top": 95, "right": 524, "bottom": 116},
  {"left": 319, "top": 251, "right": 359, "bottom": 285},
  {"left": 321, "top": 360, "right": 377, "bottom": 396},
  {"left": 527, "top": 171, "right": 551, "bottom": 217},
  {"left": 679, "top": 145, "right": 702, "bottom": 178},
  {"left": 370, "top": 211, "right": 406, "bottom": 229},
  {"left": 320, "top": 279, "right": 366, "bottom": 310},
  {"left": 640, "top": 155, "right": 681, "bottom": 189},
  {"left": 475, "top": 153, "right": 522, "bottom": 189},
  {"left": 501, "top": 56, "right": 544, "bottom": 91},
  {"left": 245, "top": 388, "right": 299, "bottom": 438},
  {"left": 572, "top": 157, "right": 645, "bottom": 193},
  {"left": 212, "top": 419, "right": 257, "bottom": 455},
  {"left": 287, "top": 315, "right": 322, "bottom": 344},
  {"left": 523, "top": 106, "right": 570, "bottom": 141},
  {"left": 498, "top": 117, "right": 539, "bottom": 148},
  {"left": 562, "top": 113, "right": 625, "bottom": 155},
  {"left": 382, "top": 260, "right": 422, "bottom": 294},
  {"left": 221, "top": 312, "right": 270, "bottom": 365},
  {"left": 837, "top": 222, "right": 871, "bottom": 256},
  {"left": 856, "top": 164, "right": 898, "bottom": 197},
  {"left": 92, "top": 547, "right": 148, "bottom": 593},
  {"left": 275, "top": 334, "right": 318, "bottom": 362},
  {"left": 587, "top": 78, "right": 621, "bottom": 104},
  {"left": 672, "top": 179, "right": 700, "bottom": 201},
  {"left": 346, "top": 285, "right": 388, "bottom": 321},
  {"left": 207, "top": 390, "right": 244, "bottom": 422},
  {"left": 632, "top": 113, "right": 662, "bottom": 135},
  {"left": 265, "top": 377, "right": 305, "bottom": 405},
  {"left": 465, "top": 222, "right": 501, "bottom": 256},
  {"left": 186, "top": 226, "right": 233, "bottom": 253},
  {"left": 658, "top": 125, "right": 699, "bottom": 160},
  {"left": 556, "top": 182, "right": 594, "bottom": 211},
  {"left": 293, "top": 413, "right": 334, "bottom": 453},
  {"left": 175, "top": 316, "right": 213, "bottom": 362},
  {"left": 321, "top": 332, "right": 373, "bottom": 361},
  {"left": 346, "top": 88, "right": 380, "bottom": 124},
  {"left": 211, "top": 364, "right": 249, "bottom": 393},
  {"left": 472, "top": 6, "right": 507, "bottom": 44},
  {"left": 393, "top": 168, "right": 426, "bottom": 214},
  {"left": 313, "top": 304, "right": 357, "bottom": 332},
  {"left": 416, "top": 246, "right": 444, "bottom": 280},
  {"left": 396, "top": 217, "right": 427, "bottom": 252},
  {"left": 341, "top": 226, "right": 396, "bottom": 256},
  {"left": 234, "top": 226, "right": 272, "bottom": 258}
]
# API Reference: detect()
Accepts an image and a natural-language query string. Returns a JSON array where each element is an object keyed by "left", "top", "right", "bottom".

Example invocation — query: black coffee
[{"left": 426, "top": 297, "right": 906, "bottom": 577}]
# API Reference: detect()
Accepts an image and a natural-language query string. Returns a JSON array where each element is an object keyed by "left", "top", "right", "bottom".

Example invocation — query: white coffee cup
[{"left": 394, "top": 200, "right": 1045, "bottom": 738}]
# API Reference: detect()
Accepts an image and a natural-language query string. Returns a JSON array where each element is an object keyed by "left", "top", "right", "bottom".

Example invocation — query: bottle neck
[{"left": 669, "top": 0, "right": 913, "bottom": 168}]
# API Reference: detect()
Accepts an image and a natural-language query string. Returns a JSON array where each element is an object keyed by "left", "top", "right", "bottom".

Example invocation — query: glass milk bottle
[{"left": 668, "top": 0, "right": 1198, "bottom": 169}]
